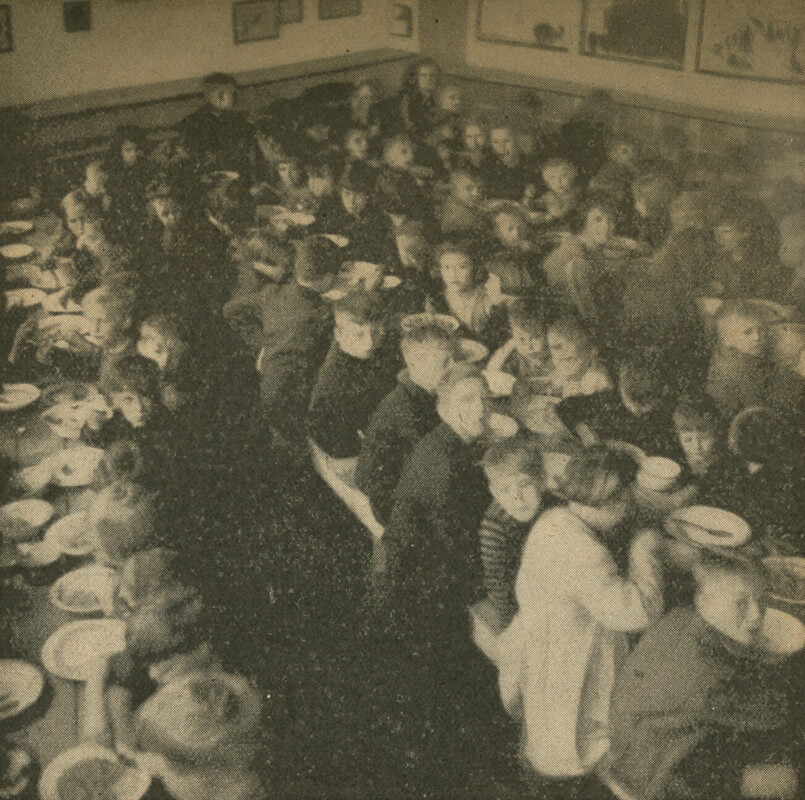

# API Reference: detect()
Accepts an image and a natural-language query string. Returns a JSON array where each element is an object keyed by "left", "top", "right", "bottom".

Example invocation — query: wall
[
  {"left": 0, "top": 0, "right": 419, "bottom": 109},
  {"left": 416, "top": 0, "right": 802, "bottom": 135}
]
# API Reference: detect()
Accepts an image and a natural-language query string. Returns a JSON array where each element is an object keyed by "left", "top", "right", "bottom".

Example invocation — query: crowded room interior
[{"left": 0, "top": 2, "right": 803, "bottom": 799}]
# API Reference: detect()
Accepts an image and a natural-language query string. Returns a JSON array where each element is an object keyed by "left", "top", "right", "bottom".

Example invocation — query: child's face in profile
[
  {"left": 386, "top": 140, "right": 415, "bottom": 171},
  {"left": 719, "top": 313, "right": 764, "bottom": 357},
  {"left": 452, "top": 174, "right": 482, "bottom": 206},
  {"left": 548, "top": 329, "right": 591, "bottom": 378},
  {"left": 64, "top": 206, "right": 87, "bottom": 239},
  {"left": 486, "top": 464, "right": 542, "bottom": 522},
  {"left": 345, "top": 130, "right": 369, "bottom": 161},
  {"left": 512, "top": 325, "right": 547, "bottom": 363},
  {"left": 698, "top": 572, "right": 766, "bottom": 647},
  {"left": 277, "top": 162, "right": 301, "bottom": 188},
  {"left": 490, "top": 129, "right": 516, "bottom": 162},
  {"left": 84, "top": 164, "right": 108, "bottom": 197},
  {"left": 495, "top": 212, "right": 524, "bottom": 248},
  {"left": 463, "top": 124, "right": 486, "bottom": 152},
  {"left": 676, "top": 427, "right": 718, "bottom": 474},
  {"left": 438, "top": 87, "right": 462, "bottom": 114},
  {"left": 404, "top": 342, "right": 453, "bottom": 393},
  {"left": 583, "top": 207, "right": 615, "bottom": 245},
  {"left": 542, "top": 164, "right": 576, "bottom": 195},
  {"left": 442, "top": 377, "right": 489, "bottom": 440},
  {"left": 416, "top": 64, "right": 438, "bottom": 95},
  {"left": 396, "top": 233, "right": 427, "bottom": 269},
  {"left": 334, "top": 314, "right": 383, "bottom": 360},
  {"left": 440, "top": 252, "right": 474, "bottom": 291},
  {"left": 81, "top": 297, "right": 124, "bottom": 348},
  {"left": 207, "top": 85, "right": 235, "bottom": 112},
  {"left": 340, "top": 187, "right": 368, "bottom": 216},
  {"left": 112, "top": 389, "right": 152, "bottom": 429},
  {"left": 137, "top": 324, "right": 183, "bottom": 374},
  {"left": 121, "top": 139, "right": 141, "bottom": 167}
]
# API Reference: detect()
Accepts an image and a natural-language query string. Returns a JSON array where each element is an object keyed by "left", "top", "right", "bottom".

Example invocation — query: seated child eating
[
  {"left": 588, "top": 135, "right": 638, "bottom": 202},
  {"left": 457, "top": 117, "right": 490, "bottom": 171},
  {"left": 529, "top": 157, "right": 580, "bottom": 227},
  {"left": 307, "top": 292, "right": 397, "bottom": 467},
  {"left": 356, "top": 320, "right": 456, "bottom": 525},
  {"left": 486, "top": 299, "right": 550, "bottom": 382},
  {"left": 482, "top": 124, "right": 536, "bottom": 203},
  {"left": 80, "top": 280, "right": 138, "bottom": 380},
  {"left": 607, "top": 555, "right": 801, "bottom": 800},
  {"left": 479, "top": 436, "right": 545, "bottom": 626},
  {"left": 438, "top": 167, "right": 486, "bottom": 237}
]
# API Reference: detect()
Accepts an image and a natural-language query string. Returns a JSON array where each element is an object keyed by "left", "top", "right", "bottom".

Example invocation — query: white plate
[
  {"left": 41, "top": 618, "right": 125, "bottom": 681},
  {"left": 0, "top": 499, "right": 54, "bottom": 529},
  {"left": 322, "top": 234, "right": 349, "bottom": 248},
  {"left": 0, "top": 243, "right": 34, "bottom": 260},
  {"left": 50, "top": 446, "right": 104, "bottom": 488},
  {"left": 0, "top": 220, "right": 34, "bottom": 236},
  {"left": 16, "top": 539, "right": 62, "bottom": 567},
  {"left": 0, "top": 660, "right": 43, "bottom": 720},
  {"left": 5, "top": 288, "right": 46, "bottom": 309},
  {"left": 458, "top": 338, "right": 489, "bottom": 363},
  {"left": 667, "top": 505, "right": 752, "bottom": 549},
  {"left": 763, "top": 556, "right": 805, "bottom": 606},
  {"left": 400, "top": 313, "right": 460, "bottom": 333},
  {"left": 280, "top": 210, "right": 316, "bottom": 226},
  {"left": 487, "top": 413, "right": 518, "bottom": 438},
  {"left": 482, "top": 369, "right": 516, "bottom": 397},
  {"left": 0, "top": 383, "right": 40, "bottom": 412},
  {"left": 383, "top": 275, "right": 402, "bottom": 290},
  {"left": 49, "top": 564, "right": 117, "bottom": 615},
  {"left": 39, "top": 744, "right": 151, "bottom": 800},
  {"left": 760, "top": 607, "right": 805, "bottom": 656},
  {"left": 45, "top": 512, "right": 96, "bottom": 557}
]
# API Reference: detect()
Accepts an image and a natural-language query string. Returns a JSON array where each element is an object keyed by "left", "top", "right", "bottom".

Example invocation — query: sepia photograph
[{"left": 0, "top": 1, "right": 802, "bottom": 799}]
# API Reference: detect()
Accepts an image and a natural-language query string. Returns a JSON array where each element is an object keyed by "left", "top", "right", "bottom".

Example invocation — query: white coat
[{"left": 496, "top": 506, "right": 662, "bottom": 777}]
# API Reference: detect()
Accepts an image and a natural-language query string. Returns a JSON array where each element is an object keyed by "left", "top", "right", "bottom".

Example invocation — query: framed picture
[
  {"left": 696, "top": 0, "right": 804, "bottom": 84},
  {"left": 581, "top": 0, "right": 689, "bottom": 69},
  {"left": 318, "top": 0, "right": 362, "bottom": 20},
  {"left": 0, "top": 5, "right": 12, "bottom": 54},
  {"left": 280, "top": 0, "right": 303, "bottom": 23},
  {"left": 63, "top": 1, "right": 92, "bottom": 33},
  {"left": 233, "top": 0, "right": 280, "bottom": 44},
  {"left": 390, "top": 2, "right": 413, "bottom": 38},
  {"left": 477, "top": 0, "right": 581, "bottom": 52}
]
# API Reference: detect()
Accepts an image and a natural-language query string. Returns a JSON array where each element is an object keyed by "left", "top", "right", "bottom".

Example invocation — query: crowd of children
[{"left": 1, "top": 59, "right": 804, "bottom": 799}]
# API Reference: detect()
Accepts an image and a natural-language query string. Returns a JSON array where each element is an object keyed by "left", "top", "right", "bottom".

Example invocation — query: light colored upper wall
[
  {"left": 461, "top": 0, "right": 803, "bottom": 129},
  {"left": 1, "top": 0, "right": 419, "bottom": 108}
]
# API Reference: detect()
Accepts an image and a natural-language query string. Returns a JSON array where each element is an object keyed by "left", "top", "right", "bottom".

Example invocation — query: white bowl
[
  {"left": 0, "top": 499, "right": 55, "bottom": 530},
  {"left": 458, "top": 338, "right": 489, "bottom": 363},
  {"left": 668, "top": 505, "right": 752, "bottom": 549},
  {"left": 760, "top": 607, "right": 805, "bottom": 656},
  {"left": 49, "top": 564, "right": 117, "bottom": 615},
  {"left": 482, "top": 369, "right": 517, "bottom": 397},
  {"left": 487, "top": 412, "right": 519, "bottom": 439},
  {"left": 0, "top": 243, "right": 34, "bottom": 260},
  {"left": 0, "top": 220, "right": 34, "bottom": 236},
  {"left": 5, "top": 288, "right": 46, "bottom": 309},
  {"left": 322, "top": 234, "right": 349, "bottom": 248},
  {"left": 49, "top": 446, "right": 104, "bottom": 487},
  {"left": 763, "top": 556, "right": 805, "bottom": 606},
  {"left": 383, "top": 275, "right": 402, "bottom": 290},
  {"left": 45, "top": 512, "right": 96, "bottom": 557},
  {"left": 16, "top": 539, "right": 62, "bottom": 567},
  {"left": 0, "top": 660, "right": 44, "bottom": 721},
  {"left": 400, "top": 313, "right": 460, "bottom": 334},
  {"left": 0, "top": 383, "right": 41, "bottom": 412},
  {"left": 637, "top": 457, "right": 681, "bottom": 492}
]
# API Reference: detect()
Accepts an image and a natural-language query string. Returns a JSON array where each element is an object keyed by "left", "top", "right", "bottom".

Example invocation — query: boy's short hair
[
  {"left": 113, "top": 124, "right": 148, "bottom": 148},
  {"left": 545, "top": 310, "right": 592, "bottom": 348},
  {"left": 306, "top": 158, "right": 335, "bottom": 180},
  {"left": 437, "top": 239, "right": 487, "bottom": 285},
  {"left": 618, "top": 356, "right": 666, "bottom": 406},
  {"left": 673, "top": 394, "right": 723, "bottom": 434},
  {"left": 293, "top": 236, "right": 339, "bottom": 284},
  {"left": 541, "top": 157, "right": 577, "bottom": 175},
  {"left": 434, "top": 362, "right": 484, "bottom": 405},
  {"left": 99, "top": 355, "right": 161, "bottom": 401},
  {"left": 462, "top": 116, "right": 488, "bottom": 133},
  {"left": 339, "top": 161, "right": 377, "bottom": 195},
  {"left": 508, "top": 299, "right": 545, "bottom": 336},
  {"left": 382, "top": 134, "right": 414, "bottom": 158},
  {"left": 202, "top": 72, "right": 236, "bottom": 88},
  {"left": 482, "top": 434, "right": 544, "bottom": 481},
  {"left": 232, "top": 229, "right": 294, "bottom": 271},
  {"left": 401, "top": 322, "right": 457, "bottom": 353},
  {"left": 331, "top": 291, "right": 387, "bottom": 326},
  {"left": 580, "top": 192, "right": 621, "bottom": 224},
  {"left": 120, "top": 547, "right": 182, "bottom": 608},
  {"left": 41, "top": 379, "right": 100, "bottom": 409},
  {"left": 93, "top": 480, "right": 157, "bottom": 564},
  {"left": 632, "top": 171, "right": 678, "bottom": 211},
  {"left": 693, "top": 552, "right": 764, "bottom": 593},
  {"left": 450, "top": 166, "right": 482, "bottom": 186},
  {"left": 491, "top": 201, "right": 528, "bottom": 227},
  {"left": 556, "top": 446, "right": 637, "bottom": 506}
]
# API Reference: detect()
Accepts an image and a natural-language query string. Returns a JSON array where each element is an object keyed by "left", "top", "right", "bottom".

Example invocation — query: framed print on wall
[
  {"left": 581, "top": 0, "right": 689, "bottom": 69},
  {"left": 391, "top": 2, "right": 413, "bottom": 38},
  {"left": 696, "top": 0, "right": 804, "bottom": 84},
  {"left": 477, "top": 0, "right": 581, "bottom": 52},
  {"left": 319, "top": 0, "right": 362, "bottom": 20},
  {"left": 0, "top": 5, "right": 12, "bottom": 53},
  {"left": 63, "top": 1, "right": 92, "bottom": 33},
  {"left": 280, "top": 0, "right": 303, "bottom": 24},
  {"left": 233, "top": 0, "right": 280, "bottom": 44}
]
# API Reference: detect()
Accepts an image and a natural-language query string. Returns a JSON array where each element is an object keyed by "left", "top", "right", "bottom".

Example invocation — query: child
[
  {"left": 497, "top": 447, "right": 662, "bottom": 780},
  {"left": 558, "top": 89, "right": 613, "bottom": 182},
  {"left": 631, "top": 170, "right": 678, "bottom": 250},
  {"left": 397, "top": 58, "right": 440, "bottom": 142},
  {"left": 106, "top": 125, "right": 150, "bottom": 239},
  {"left": 307, "top": 292, "right": 397, "bottom": 463},
  {"left": 607, "top": 556, "right": 800, "bottom": 800},
  {"left": 588, "top": 135, "right": 638, "bottom": 201},
  {"left": 230, "top": 228, "right": 294, "bottom": 301},
  {"left": 438, "top": 167, "right": 486, "bottom": 237},
  {"left": 300, "top": 158, "right": 341, "bottom": 222},
  {"left": 489, "top": 203, "right": 533, "bottom": 254},
  {"left": 482, "top": 124, "right": 536, "bottom": 202},
  {"left": 356, "top": 320, "right": 456, "bottom": 525},
  {"left": 779, "top": 211, "right": 805, "bottom": 311},
  {"left": 457, "top": 117, "right": 490, "bottom": 171},
  {"left": 177, "top": 72, "right": 254, "bottom": 176},
  {"left": 531, "top": 157, "right": 580, "bottom": 226},
  {"left": 486, "top": 299, "right": 550, "bottom": 382},
  {"left": 80, "top": 281, "right": 138, "bottom": 379},
  {"left": 76, "top": 159, "right": 112, "bottom": 216},
  {"left": 479, "top": 436, "right": 545, "bottom": 625},
  {"left": 376, "top": 135, "right": 432, "bottom": 223}
]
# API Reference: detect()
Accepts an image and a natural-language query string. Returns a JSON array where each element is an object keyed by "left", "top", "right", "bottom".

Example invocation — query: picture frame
[
  {"left": 318, "top": 0, "right": 362, "bottom": 21},
  {"left": 233, "top": 0, "right": 280, "bottom": 44},
  {"left": 0, "top": 5, "right": 12, "bottom": 54},
  {"left": 63, "top": 1, "right": 92, "bottom": 34},
  {"left": 580, "top": 0, "right": 689, "bottom": 70},
  {"left": 476, "top": 1, "right": 581, "bottom": 53},
  {"left": 280, "top": 0, "right": 303, "bottom": 24},
  {"left": 390, "top": 2, "right": 413, "bottom": 39},
  {"left": 695, "top": 0, "right": 804, "bottom": 85}
]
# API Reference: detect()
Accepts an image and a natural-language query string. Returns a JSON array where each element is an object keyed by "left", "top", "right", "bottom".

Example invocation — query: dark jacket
[
  {"left": 355, "top": 370, "right": 440, "bottom": 525},
  {"left": 307, "top": 342, "right": 398, "bottom": 459},
  {"left": 383, "top": 422, "right": 490, "bottom": 653},
  {"left": 177, "top": 104, "right": 254, "bottom": 177}
]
